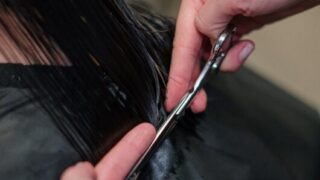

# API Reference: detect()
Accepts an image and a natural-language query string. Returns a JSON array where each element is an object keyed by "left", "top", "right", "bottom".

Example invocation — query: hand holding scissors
[{"left": 127, "top": 25, "right": 236, "bottom": 179}]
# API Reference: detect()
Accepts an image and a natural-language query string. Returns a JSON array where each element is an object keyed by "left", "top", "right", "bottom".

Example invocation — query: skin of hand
[
  {"left": 60, "top": 123, "right": 156, "bottom": 180},
  {"left": 61, "top": 1, "right": 320, "bottom": 178},
  {"left": 166, "top": 0, "right": 320, "bottom": 113}
]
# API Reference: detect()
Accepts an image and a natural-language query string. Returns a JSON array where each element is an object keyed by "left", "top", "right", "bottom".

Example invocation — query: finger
[
  {"left": 95, "top": 123, "right": 156, "bottom": 180},
  {"left": 189, "top": 41, "right": 254, "bottom": 113},
  {"left": 220, "top": 40, "right": 255, "bottom": 72},
  {"left": 190, "top": 88, "right": 207, "bottom": 113},
  {"left": 189, "top": 54, "right": 207, "bottom": 113},
  {"left": 165, "top": 0, "right": 205, "bottom": 112},
  {"left": 195, "top": 0, "right": 234, "bottom": 40},
  {"left": 61, "top": 162, "right": 96, "bottom": 180}
]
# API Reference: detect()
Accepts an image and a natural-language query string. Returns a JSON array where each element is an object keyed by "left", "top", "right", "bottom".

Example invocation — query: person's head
[{"left": 0, "top": 0, "right": 174, "bottom": 163}]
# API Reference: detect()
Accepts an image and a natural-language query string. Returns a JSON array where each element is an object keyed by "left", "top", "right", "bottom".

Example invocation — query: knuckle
[
  {"left": 228, "top": 0, "right": 257, "bottom": 16},
  {"left": 195, "top": 15, "right": 207, "bottom": 33},
  {"left": 195, "top": 16, "right": 220, "bottom": 39},
  {"left": 172, "top": 42, "right": 200, "bottom": 62},
  {"left": 173, "top": 41, "right": 199, "bottom": 57},
  {"left": 169, "top": 74, "right": 190, "bottom": 89}
]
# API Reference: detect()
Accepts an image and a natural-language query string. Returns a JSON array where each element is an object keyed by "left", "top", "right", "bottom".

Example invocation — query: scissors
[{"left": 126, "top": 25, "right": 236, "bottom": 180}]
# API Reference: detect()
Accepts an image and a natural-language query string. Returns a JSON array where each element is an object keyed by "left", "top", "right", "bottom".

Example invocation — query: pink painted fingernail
[{"left": 239, "top": 43, "right": 254, "bottom": 62}]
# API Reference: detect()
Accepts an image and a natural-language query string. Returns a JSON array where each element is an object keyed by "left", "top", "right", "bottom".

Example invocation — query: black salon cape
[{"left": 0, "top": 64, "right": 319, "bottom": 180}]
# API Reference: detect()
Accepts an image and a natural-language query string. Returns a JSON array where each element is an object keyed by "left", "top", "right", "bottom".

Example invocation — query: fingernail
[{"left": 239, "top": 43, "right": 254, "bottom": 62}]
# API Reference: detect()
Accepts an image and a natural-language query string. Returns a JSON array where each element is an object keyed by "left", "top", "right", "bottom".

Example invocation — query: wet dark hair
[{"left": 0, "top": 0, "right": 174, "bottom": 163}]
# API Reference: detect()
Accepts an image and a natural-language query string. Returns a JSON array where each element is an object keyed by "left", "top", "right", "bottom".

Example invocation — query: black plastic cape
[{"left": 0, "top": 64, "right": 319, "bottom": 180}]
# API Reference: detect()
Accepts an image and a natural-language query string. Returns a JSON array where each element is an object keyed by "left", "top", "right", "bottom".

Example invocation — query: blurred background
[{"left": 144, "top": 0, "right": 320, "bottom": 111}]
